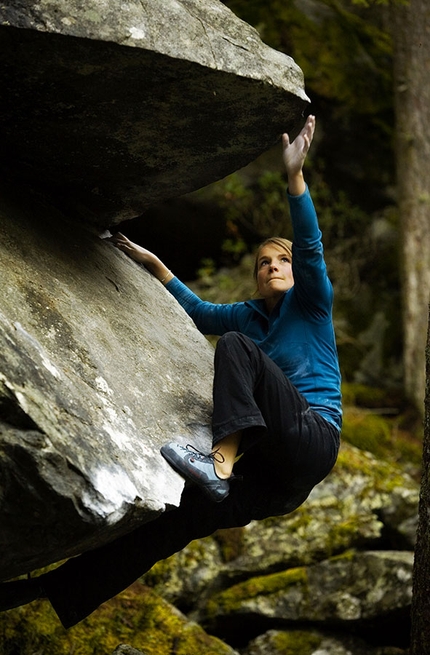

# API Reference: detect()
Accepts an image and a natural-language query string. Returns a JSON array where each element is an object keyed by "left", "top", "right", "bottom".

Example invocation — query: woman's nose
[{"left": 269, "top": 263, "right": 278, "bottom": 271}]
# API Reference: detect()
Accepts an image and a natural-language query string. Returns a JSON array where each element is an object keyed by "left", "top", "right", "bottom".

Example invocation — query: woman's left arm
[
  {"left": 282, "top": 114, "right": 315, "bottom": 197},
  {"left": 282, "top": 116, "right": 333, "bottom": 315}
]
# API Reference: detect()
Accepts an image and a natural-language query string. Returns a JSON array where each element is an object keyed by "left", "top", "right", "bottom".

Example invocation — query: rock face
[
  {"left": 0, "top": 0, "right": 309, "bottom": 227},
  {"left": 0, "top": 185, "right": 215, "bottom": 580}
]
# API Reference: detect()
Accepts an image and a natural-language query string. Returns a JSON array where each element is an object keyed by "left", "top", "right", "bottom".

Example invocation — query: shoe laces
[
  {"left": 185, "top": 444, "right": 243, "bottom": 483},
  {"left": 185, "top": 444, "right": 225, "bottom": 464}
]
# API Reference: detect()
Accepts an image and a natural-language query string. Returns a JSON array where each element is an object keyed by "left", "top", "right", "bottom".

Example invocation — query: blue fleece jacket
[{"left": 165, "top": 186, "right": 342, "bottom": 431}]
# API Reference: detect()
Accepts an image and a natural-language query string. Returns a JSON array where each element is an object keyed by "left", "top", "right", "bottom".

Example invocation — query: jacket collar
[{"left": 245, "top": 292, "right": 288, "bottom": 319}]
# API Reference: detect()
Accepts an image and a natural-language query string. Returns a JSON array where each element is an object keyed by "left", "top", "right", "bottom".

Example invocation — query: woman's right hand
[
  {"left": 108, "top": 233, "right": 173, "bottom": 283},
  {"left": 108, "top": 232, "right": 154, "bottom": 265}
]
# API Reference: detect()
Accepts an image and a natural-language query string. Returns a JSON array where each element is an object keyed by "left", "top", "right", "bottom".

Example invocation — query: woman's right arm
[
  {"left": 108, "top": 233, "right": 174, "bottom": 285},
  {"left": 108, "top": 232, "right": 243, "bottom": 335}
]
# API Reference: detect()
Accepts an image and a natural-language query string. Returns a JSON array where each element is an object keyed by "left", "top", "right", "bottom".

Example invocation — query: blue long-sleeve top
[{"left": 165, "top": 186, "right": 342, "bottom": 431}]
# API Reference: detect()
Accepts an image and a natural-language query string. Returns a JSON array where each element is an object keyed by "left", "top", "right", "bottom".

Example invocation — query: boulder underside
[{"left": 0, "top": 0, "right": 309, "bottom": 227}]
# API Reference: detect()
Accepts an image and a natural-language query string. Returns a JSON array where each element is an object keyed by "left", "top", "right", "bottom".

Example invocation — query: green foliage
[
  {"left": 213, "top": 170, "right": 292, "bottom": 248},
  {"left": 196, "top": 257, "right": 217, "bottom": 279}
]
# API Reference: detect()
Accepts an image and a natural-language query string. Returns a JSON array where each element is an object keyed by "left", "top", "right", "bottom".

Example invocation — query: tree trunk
[
  {"left": 410, "top": 305, "right": 430, "bottom": 654},
  {"left": 392, "top": 0, "right": 430, "bottom": 413}
]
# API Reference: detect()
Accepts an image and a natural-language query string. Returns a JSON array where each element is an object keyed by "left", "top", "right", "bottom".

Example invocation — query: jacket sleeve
[
  {"left": 164, "top": 276, "right": 244, "bottom": 335},
  {"left": 288, "top": 186, "right": 333, "bottom": 319}
]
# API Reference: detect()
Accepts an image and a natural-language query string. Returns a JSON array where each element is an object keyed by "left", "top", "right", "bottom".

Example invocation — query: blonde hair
[{"left": 253, "top": 237, "right": 293, "bottom": 281}]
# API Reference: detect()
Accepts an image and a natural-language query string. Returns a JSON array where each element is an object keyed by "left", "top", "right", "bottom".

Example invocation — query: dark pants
[{"left": 43, "top": 332, "right": 340, "bottom": 628}]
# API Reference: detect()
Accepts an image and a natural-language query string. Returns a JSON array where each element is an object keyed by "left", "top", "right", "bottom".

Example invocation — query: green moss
[
  {"left": 341, "top": 408, "right": 392, "bottom": 458},
  {"left": 340, "top": 385, "right": 423, "bottom": 474},
  {"left": 206, "top": 567, "right": 307, "bottom": 617},
  {"left": 181, "top": 537, "right": 213, "bottom": 563},
  {"left": 141, "top": 536, "right": 213, "bottom": 589},
  {"left": 329, "top": 548, "right": 357, "bottom": 564},
  {"left": 272, "top": 629, "right": 323, "bottom": 655},
  {"left": 342, "top": 382, "right": 404, "bottom": 409},
  {"left": 141, "top": 555, "right": 175, "bottom": 587},
  {"left": 336, "top": 446, "right": 406, "bottom": 492},
  {"left": 325, "top": 517, "right": 374, "bottom": 554},
  {"left": 0, "top": 584, "right": 233, "bottom": 655}
]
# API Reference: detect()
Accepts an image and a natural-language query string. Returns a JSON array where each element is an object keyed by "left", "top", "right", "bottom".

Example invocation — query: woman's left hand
[{"left": 282, "top": 115, "right": 315, "bottom": 177}]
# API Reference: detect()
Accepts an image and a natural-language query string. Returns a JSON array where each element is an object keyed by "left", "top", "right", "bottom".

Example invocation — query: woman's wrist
[
  {"left": 159, "top": 270, "right": 174, "bottom": 284},
  {"left": 149, "top": 259, "right": 174, "bottom": 284},
  {"left": 287, "top": 171, "right": 305, "bottom": 196}
]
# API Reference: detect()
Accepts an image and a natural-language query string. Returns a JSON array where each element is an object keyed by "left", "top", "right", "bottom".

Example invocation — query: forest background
[{"left": 121, "top": 0, "right": 429, "bottom": 433}]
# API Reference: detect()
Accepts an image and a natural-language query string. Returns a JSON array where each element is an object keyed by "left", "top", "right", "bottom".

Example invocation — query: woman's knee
[
  {"left": 216, "top": 331, "right": 255, "bottom": 356},
  {"left": 218, "top": 331, "right": 241, "bottom": 347}
]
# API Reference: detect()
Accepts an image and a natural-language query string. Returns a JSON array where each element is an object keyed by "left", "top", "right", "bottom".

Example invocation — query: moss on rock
[
  {"left": 341, "top": 408, "right": 393, "bottom": 458},
  {"left": 341, "top": 383, "right": 404, "bottom": 409},
  {"left": 0, "top": 583, "right": 236, "bottom": 655},
  {"left": 340, "top": 384, "right": 422, "bottom": 474},
  {"left": 206, "top": 566, "right": 308, "bottom": 617},
  {"left": 336, "top": 444, "right": 409, "bottom": 492},
  {"left": 272, "top": 629, "right": 323, "bottom": 654},
  {"left": 140, "top": 535, "right": 222, "bottom": 610}
]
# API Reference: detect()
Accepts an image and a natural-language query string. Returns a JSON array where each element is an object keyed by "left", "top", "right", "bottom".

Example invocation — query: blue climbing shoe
[{"left": 160, "top": 442, "right": 230, "bottom": 503}]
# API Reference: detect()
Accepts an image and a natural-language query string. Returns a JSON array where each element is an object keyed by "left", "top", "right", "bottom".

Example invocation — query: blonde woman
[{"left": 0, "top": 115, "right": 341, "bottom": 627}]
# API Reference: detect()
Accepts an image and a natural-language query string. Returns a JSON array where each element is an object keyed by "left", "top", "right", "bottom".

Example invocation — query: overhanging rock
[{"left": 0, "top": 0, "right": 309, "bottom": 227}]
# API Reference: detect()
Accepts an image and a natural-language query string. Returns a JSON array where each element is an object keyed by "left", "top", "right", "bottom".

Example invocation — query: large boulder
[
  {"left": 0, "top": 0, "right": 309, "bottom": 227},
  {"left": 0, "top": 185, "right": 214, "bottom": 580}
]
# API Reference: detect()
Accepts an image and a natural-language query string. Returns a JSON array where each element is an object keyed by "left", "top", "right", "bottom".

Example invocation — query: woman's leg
[
  {"left": 1, "top": 334, "right": 339, "bottom": 628},
  {"left": 212, "top": 431, "right": 242, "bottom": 478},
  {"left": 162, "top": 331, "right": 339, "bottom": 502},
  {"left": 212, "top": 332, "right": 339, "bottom": 486},
  {"left": 3, "top": 478, "right": 259, "bottom": 629}
]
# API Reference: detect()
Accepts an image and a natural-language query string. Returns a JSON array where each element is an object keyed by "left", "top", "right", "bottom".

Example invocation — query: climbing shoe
[{"left": 160, "top": 442, "right": 231, "bottom": 503}]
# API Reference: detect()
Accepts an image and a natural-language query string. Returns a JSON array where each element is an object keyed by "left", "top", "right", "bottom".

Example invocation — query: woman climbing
[{"left": 0, "top": 114, "right": 341, "bottom": 627}]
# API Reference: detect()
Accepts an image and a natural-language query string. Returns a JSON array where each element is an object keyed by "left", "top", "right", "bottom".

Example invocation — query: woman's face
[{"left": 256, "top": 244, "right": 294, "bottom": 309}]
